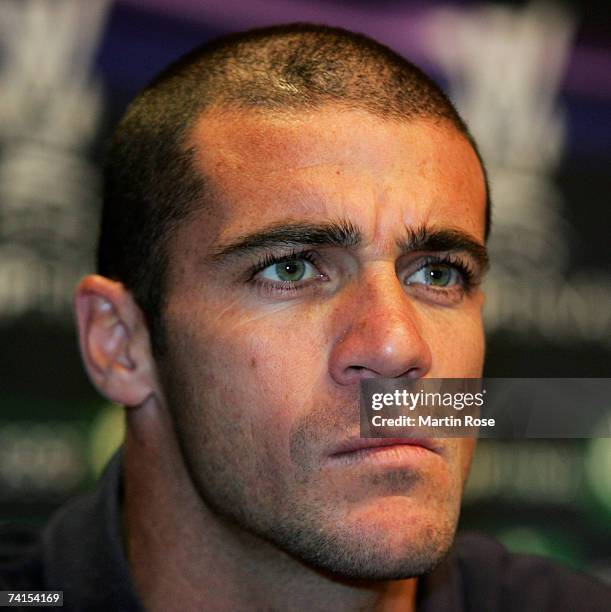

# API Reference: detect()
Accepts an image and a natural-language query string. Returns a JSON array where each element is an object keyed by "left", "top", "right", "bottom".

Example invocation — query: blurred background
[{"left": 0, "top": 0, "right": 609, "bottom": 584}]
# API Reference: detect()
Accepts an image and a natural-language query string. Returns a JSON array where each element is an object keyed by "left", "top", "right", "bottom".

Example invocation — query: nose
[{"left": 329, "top": 271, "right": 432, "bottom": 385}]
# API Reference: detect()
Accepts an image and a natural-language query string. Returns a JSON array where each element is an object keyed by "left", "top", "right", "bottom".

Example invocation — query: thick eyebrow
[
  {"left": 207, "top": 220, "right": 361, "bottom": 262},
  {"left": 207, "top": 220, "right": 488, "bottom": 271},
  {"left": 397, "top": 226, "right": 489, "bottom": 272}
]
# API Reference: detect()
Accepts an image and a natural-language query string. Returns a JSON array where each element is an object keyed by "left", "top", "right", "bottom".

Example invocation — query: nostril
[
  {"left": 347, "top": 364, "right": 424, "bottom": 381},
  {"left": 403, "top": 366, "right": 424, "bottom": 380},
  {"left": 346, "top": 365, "right": 381, "bottom": 381}
]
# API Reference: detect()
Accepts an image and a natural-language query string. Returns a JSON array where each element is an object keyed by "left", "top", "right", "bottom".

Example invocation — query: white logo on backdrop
[
  {"left": 0, "top": 0, "right": 111, "bottom": 319},
  {"left": 424, "top": 2, "right": 611, "bottom": 346}
]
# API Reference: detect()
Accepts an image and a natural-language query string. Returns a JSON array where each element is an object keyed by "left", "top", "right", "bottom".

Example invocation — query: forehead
[{"left": 182, "top": 107, "right": 486, "bottom": 251}]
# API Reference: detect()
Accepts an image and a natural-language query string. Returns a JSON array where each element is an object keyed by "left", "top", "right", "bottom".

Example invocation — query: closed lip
[{"left": 327, "top": 436, "right": 443, "bottom": 459}]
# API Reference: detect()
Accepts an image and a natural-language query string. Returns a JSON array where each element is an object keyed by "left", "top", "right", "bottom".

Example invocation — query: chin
[
  {"left": 267, "top": 500, "right": 458, "bottom": 581},
  {"left": 296, "top": 526, "right": 452, "bottom": 581}
]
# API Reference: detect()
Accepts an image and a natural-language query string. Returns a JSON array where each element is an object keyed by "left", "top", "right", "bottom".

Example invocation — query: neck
[{"left": 122, "top": 397, "right": 417, "bottom": 612}]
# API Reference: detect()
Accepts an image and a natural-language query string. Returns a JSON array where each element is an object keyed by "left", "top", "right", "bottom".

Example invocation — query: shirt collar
[
  {"left": 416, "top": 546, "right": 465, "bottom": 612},
  {"left": 41, "top": 448, "right": 143, "bottom": 611}
]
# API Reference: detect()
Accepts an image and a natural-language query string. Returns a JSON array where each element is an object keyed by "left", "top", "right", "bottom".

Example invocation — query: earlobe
[{"left": 74, "top": 275, "right": 158, "bottom": 407}]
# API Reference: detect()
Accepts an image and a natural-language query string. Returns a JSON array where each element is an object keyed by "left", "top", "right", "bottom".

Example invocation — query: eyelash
[{"left": 247, "top": 250, "right": 478, "bottom": 296}]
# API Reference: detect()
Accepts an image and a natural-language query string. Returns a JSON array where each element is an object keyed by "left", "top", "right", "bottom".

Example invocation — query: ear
[{"left": 74, "top": 274, "right": 160, "bottom": 407}]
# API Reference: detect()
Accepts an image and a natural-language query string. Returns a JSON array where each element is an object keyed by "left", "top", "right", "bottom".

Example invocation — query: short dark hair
[{"left": 98, "top": 23, "right": 490, "bottom": 354}]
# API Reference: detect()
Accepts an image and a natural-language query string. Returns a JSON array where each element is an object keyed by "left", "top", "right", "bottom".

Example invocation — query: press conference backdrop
[{"left": 0, "top": 0, "right": 609, "bottom": 583}]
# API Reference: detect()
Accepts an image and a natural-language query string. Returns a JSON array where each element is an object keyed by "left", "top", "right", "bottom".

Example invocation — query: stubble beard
[{"left": 158, "top": 349, "right": 460, "bottom": 582}]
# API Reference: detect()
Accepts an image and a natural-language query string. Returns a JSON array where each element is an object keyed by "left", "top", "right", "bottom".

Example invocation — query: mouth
[{"left": 326, "top": 436, "right": 443, "bottom": 466}]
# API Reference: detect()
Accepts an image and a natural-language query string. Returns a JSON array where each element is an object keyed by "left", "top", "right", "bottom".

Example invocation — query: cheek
[
  {"left": 418, "top": 304, "right": 485, "bottom": 377},
  {"left": 171, "top": 304, "right": 330, "bottom": 454}
]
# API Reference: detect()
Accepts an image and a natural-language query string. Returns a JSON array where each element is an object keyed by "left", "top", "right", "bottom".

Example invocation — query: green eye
[
  {"left": 426, "top": 265, "right": 452, "bottom": 286},
  {"left": 406, "top": 263, "right": 460, "bottom": 287},
  {"left": 261, "top": 259, "right": 317, "bottom": 282},
  {"left": 276, "top": 260, "right": 306, "bottom": 282}
]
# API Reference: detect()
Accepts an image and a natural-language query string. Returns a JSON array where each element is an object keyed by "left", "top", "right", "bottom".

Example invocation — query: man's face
[{"left": 157, "top": 107, "right": 487, "bottom": 578}]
